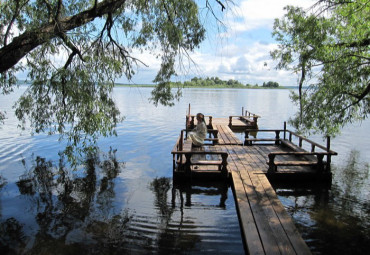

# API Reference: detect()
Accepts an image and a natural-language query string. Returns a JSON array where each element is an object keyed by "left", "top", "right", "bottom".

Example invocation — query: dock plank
[
  {"left": 214, "top": 124, "right": 242, "bottom": 145},
  {"left": 227, "top": 145, "right": 282, "bottom": 255},
  {"left": 256, "top": 173, "right": 312, "bottom": 255},
  {"left": 233, "top": 146, "right": 298, "bottom": 254},
  {"left": 224, "top": 143, "right": 312, "bottom": 255}
]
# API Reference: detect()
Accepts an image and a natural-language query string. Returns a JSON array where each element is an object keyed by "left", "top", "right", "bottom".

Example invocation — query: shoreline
[{"left": 114, "top": 84, "right": 296, "bottom": 89}]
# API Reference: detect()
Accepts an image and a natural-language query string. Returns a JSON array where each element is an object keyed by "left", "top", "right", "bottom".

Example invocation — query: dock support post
[
  {"left": 244, "top": 130, "right": 251, "bottom": 146},
  {"left": 326, "top": 136, "right": 331, "bottom": 172},
  {"left": 229, "top": 116, "right": 232, "bottom": 127},
  {"left": 185, "top": 154, "right": 192, "bottom": 178},
  {"left": 253, "top": 115, "right": 258, "bottom": 128},
  {"left": 221, "top": 154, "right": 228, "bottom": 178},
  {"left": 268, "top": 154, "right": 277, "bottom": 173},
  {"left": 317, "top": 154, "right": 324, "bottom": 173}
]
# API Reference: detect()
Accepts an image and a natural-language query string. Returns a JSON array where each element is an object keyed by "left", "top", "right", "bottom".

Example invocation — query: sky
[{"left": 117, "top": 0, "right": 315, "bottom": 86}]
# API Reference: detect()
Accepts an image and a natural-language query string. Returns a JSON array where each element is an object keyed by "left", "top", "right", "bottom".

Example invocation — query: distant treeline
[
  {"left": 262, "top": 81, "right": 279, "bottom": 88},
  {"left": 170, "top": 77, "right": 279, "bottom": 88}
]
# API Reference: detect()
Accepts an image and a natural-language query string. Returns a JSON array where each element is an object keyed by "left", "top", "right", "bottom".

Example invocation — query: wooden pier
[{"left": 171, "top": 112, "right": 337, "bottom": 255}]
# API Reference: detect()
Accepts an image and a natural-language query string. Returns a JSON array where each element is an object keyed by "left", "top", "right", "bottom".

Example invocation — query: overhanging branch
[{"left": 0, "top": 0, "right": 127, "bottom": 73}]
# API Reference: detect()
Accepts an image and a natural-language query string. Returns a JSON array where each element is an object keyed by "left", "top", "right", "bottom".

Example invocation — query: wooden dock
[{"left": 171, "top": 114, "right": 337, "bottom": 255}]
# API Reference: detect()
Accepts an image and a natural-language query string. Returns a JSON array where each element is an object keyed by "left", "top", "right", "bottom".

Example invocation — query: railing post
[
  {"left": 283, "top": 121, "right": 286, "bottom": 140},
  {"left": 275, "top": 130, "right": 280, "bottom": 145},
  {"left": 209, "top": 116, "right": 213, "bottom": 127},
  {"left": 229, "top": 116, "right": 232, "bottom": 126},
  {"left": 311, "top": 144, "right": 316, "bottom": 152},
  {"left": 179, "top": 131, "right": 184, "bottom": 151}
]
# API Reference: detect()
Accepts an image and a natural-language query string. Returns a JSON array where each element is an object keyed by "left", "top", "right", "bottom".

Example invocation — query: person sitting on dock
[{"left": 188, "top": 113, "right": 207, "bottom": 146}]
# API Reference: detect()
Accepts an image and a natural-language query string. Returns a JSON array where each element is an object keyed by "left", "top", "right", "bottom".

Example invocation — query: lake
[{"left": 0, "top": 87, "right": 369, "bottom": 254}]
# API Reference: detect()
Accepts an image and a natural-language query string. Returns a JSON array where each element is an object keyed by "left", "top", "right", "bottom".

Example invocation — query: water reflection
[
  {"left": 1, "top": 154, "right": 243, "bottom": 254},
  {"left": 171, "top": 181, "right": 229, "bottom": 209},
  {"left": 275, "top": 150, "right": 370, "bottom": 254},
  {"left": 145, "top": 179, "right": 240, "bottom": 254},
  {"left": 1, "top": 148, "right": 129, "bottom": 254}
]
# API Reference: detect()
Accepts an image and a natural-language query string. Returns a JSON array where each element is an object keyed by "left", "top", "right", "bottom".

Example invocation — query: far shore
[{"left": 114, "top": 83, "right": 297, "bottom": 89}]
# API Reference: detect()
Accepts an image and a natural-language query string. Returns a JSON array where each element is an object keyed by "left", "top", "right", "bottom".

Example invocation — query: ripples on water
[{"left": 1, "top": 86, "right": 369, "bottom": 254}]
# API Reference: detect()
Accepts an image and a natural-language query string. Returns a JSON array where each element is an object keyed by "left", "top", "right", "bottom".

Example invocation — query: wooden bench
[
  {"left": 280, "top": 139, "right": 306, "bottom": 152},
  {"left": 244, "top": 138, "right": 280, "bottom": 145},
  {"left": 266, "top": 151, "right": 326, "bottom": 173},
  {"left": 244, "top": 129, "right": 281, "bottom": 145},
  {"left": 171, "top": 131, "right": 228, "bottom": 179}
]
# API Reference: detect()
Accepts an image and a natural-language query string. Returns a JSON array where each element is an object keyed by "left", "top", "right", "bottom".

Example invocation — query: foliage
[
  {"left": 173, "top": 76, "right": 247, "bottom": 88},
  {"left": 271, "top": 0, "right": 370, "bottom": 137},
  {"left": 0, "top": 0, "right": 230, "bottom": 160},
  {"left": 262, "top": 81, "right": 279, "bottom": 88}
]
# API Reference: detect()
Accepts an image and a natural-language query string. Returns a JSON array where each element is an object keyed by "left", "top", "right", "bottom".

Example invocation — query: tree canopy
[
  {"left": 0, "top": 0, "right": 229, "bottom": 160},
  {"left": 271, "top": 0, "right": 370, "bottom": 137},
  {"left": 262, "top": 81, "right": 279, "bottom": 88},
  {"left": 174, "top": 76, "right": 246, "bottom": 88}
]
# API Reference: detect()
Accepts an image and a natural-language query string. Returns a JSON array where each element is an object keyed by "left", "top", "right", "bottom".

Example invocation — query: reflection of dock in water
[
  {"left": 172, "top": 181, "right": 229, "bottom": 208},
  {"left": 171, "top": 107, "right": 337, "bottom": 255}
]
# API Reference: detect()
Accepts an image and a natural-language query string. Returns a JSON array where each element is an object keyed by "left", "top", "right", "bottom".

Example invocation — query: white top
[{"left": 189, "top": 121, "right": 207, "bottom": 146}]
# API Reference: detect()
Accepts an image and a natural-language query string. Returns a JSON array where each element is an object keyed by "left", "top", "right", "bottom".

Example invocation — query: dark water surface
[{"left": 1, "top": 87, "right": 369, "bottom": 254}]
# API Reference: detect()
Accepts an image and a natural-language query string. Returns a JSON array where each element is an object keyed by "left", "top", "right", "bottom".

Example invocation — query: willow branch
[{"left": 0, "top": 0, "right": 127, "bottom": 73}]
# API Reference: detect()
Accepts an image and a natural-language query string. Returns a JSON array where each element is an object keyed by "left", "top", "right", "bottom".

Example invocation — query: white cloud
[{"left": 230, "top": 0, "right": 314, "bottom": 32}]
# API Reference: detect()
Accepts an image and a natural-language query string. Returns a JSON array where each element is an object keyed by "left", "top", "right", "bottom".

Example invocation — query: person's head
[{"left": 196, "top": 113, "right": 205, "bottom": 123}]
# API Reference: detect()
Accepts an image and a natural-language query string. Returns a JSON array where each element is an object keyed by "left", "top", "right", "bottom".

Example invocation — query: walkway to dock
[
  {"left": 226, "top": 144, "right": 311, "bottom": 255},
  {"left": 212, "top": 123, "right": 311, "bottom": 254}
]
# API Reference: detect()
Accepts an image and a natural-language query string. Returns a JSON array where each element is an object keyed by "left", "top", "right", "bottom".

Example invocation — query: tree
[
  {"left": 0, "top": 0, "right": 230, "bottom": 160},
  {"left": 271, "top": 0, "right": 369, "bottom": 137},
  {"left": 262, "top": 81, "right": 279, "bottom": 88}
]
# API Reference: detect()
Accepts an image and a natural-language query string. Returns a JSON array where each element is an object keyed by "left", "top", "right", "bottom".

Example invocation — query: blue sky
[{"left": 119, "top": 0, "right": 315, "bottom": 86}]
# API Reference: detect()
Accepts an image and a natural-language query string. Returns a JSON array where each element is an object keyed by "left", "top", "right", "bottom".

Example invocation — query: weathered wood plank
[
  {"left": 225, "top": 143, "right": 312, "bottom": 255},
  {"left": 228, "top": 145, "right": 294, "bottom": 255},
  {"left": 215, "top": 124, "right": 242, "bottom": 145},
  {"left": 256, "top": 173, "right": 312, "bottom": 255},
  {"left": 233, "top": 146, "right": 297, "bottom": 254},
  {"left": 227, "top": 149, "right": 266, "bottom": 255}
]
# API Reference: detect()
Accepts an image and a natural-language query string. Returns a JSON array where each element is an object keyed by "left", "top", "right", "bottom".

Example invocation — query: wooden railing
[
  {"left": 229, "top": 110, "right": 260, "bottom": 127},
  {"left": 186, "top": 115, "right": 213, "bottom": 129},
  {"left": 244, "top": 123, "right": 337, "bottom": 173}
]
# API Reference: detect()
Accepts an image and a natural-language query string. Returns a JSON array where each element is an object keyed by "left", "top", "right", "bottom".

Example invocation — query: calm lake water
[{"left": 0, "top": 87, "right": 369, "bottom": 254}]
